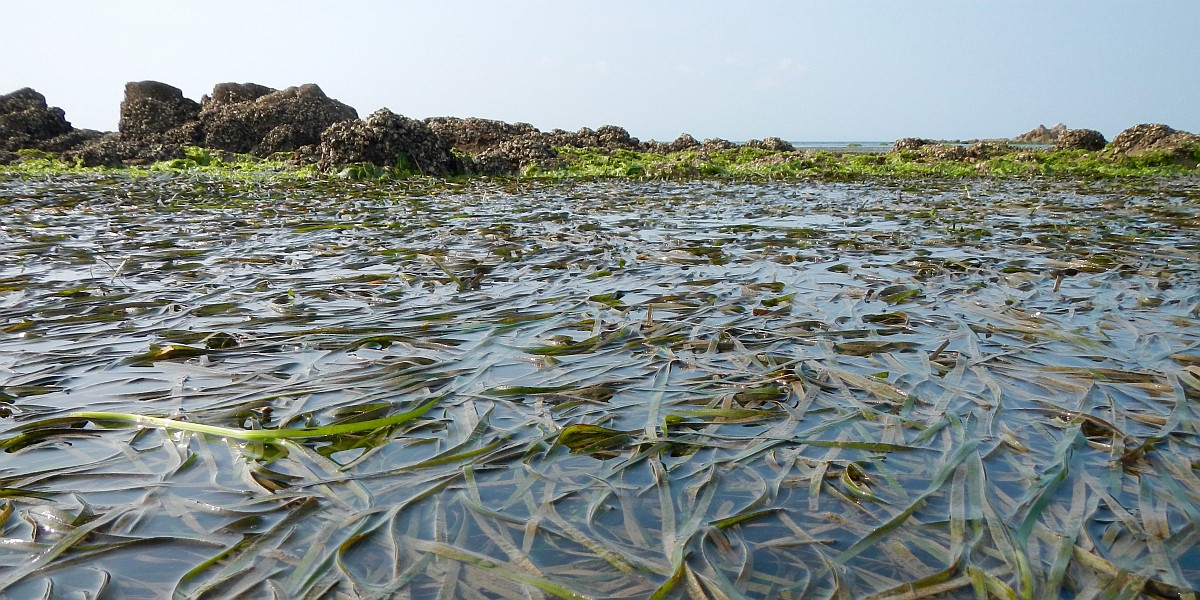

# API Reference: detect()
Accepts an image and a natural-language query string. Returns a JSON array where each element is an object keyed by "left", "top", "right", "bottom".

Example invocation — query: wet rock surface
[
  {"left": 1053, "top": 129, "right": 1107, "bottom": 152},
  {"left": 317, "top": 108, "right": 459, "bottom": 176}
]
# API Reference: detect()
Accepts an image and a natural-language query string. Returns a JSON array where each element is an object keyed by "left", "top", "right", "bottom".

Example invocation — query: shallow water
[{"left": 1, "top": 174, "right": 1198, "bottom": 599}]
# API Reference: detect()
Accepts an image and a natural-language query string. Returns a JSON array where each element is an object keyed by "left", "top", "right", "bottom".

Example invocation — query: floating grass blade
[{"left": 66, "top": 398, "right": 440, "bottom": 442}]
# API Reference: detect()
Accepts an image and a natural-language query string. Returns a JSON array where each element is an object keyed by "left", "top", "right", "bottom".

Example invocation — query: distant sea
[{"left": 788, "top": 141, "right": 893, "bottom": 153}]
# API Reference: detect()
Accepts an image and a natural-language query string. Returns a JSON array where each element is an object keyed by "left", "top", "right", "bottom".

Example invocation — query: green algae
[{"left": 4, "top": 142, "right": 1198, "bottom": 183}]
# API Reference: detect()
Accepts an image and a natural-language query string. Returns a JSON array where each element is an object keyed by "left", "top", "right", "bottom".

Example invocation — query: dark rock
[
  {"left": 65, "top": 133, "right": 184, "bottom": 167},
  {"left": 0, "top": 87, "right": 51, "bottom": 114},
  {"left": 0, "top": 150, "right": 16, "bottom": 165},
  {"left": 43, "top": 129, "right": 105, "bottom": 153},
  {"left": 744, "top": 137, "right": 795, "bottom": 152},
  {"left": 0, "top": 87, "right": 76, "bottom": 151},
  {"left": 699, "top": 138, "right": 736, "bottom": 152},
  {"left": 203, "top": 82, "right": 275, "bottom": 106},
  {"left": 648, "top": 133, "right": 700, "bottom": 153},
  {"left": 317, "top": 108, "right": 459, "bottom": 176},
  {"left": 1109, "top": 124, "right": 1198, "bottom": 159},
  {"left": 425, "top": 117, "right": 540, "bottom": 154},
  {"left": 544, "top": 125, "right": 642, "bottom": 151},
  {"left": 290, "top": 144, "right": 323, "bottom": 166},
  {"left": 594, "top": 125, "right": 640, "bottom": 150},
  {"left": 257, "top": 123, "right": 307, "bottom": 156},
  {"left": 198, "top": 83, "right": 358, "bottom": 156},
  {"left": 924, "top": 145, "right": 968, "bottom": 161},
  {"left": 966, "top": 141, "right": 1016, "bottom": 160},
  {"left": 119, "top": 81, "right": 201, "bottom": 141},
  {"left": 1052, "top": 129, "right": 1107, "bottom": 152},
  {"left": 1012, "top": 123, "right": 1066, "bottom": 144},
  {"left": 893, "top": 140, "right": 967, "bottom": 161},
  {"left": 892, "top": 138, "right": 935, "bottom": 152},
  {"left": 469, "top": 134, "right": 560, "bottom": 176}
]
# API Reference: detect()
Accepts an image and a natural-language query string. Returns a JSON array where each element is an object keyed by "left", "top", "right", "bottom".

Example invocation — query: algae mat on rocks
[{"left": 1, "top": 175, "right": 1199, "bottom": 599}]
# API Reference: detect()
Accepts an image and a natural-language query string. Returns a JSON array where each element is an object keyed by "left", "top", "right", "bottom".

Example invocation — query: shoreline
[{"left": 2, "top": 81, "right": 1198, "bottom": 180}]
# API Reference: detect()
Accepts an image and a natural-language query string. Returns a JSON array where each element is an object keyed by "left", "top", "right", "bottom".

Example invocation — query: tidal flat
[{"left": 1, "top": 174, "right": 1198, "bottom": 599}]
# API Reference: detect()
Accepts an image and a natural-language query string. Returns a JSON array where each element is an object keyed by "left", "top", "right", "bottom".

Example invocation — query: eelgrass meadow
[{"left": 1, "top": 167, "right": 1199, "bottom": 599}]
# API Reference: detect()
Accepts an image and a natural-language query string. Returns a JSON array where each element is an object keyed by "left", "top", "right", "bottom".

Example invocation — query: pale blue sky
[{"left": 3, "top": 1, "right": 1197, "bottom": 141}]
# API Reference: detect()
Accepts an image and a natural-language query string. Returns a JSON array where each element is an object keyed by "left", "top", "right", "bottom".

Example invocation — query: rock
[
  {"left": 923, "top": 145, "right": 968, "bottom": 162},
  {"left": 892, "top": 140, "right": 967, "bottom": 161},
  {"left": 203, "top": 82, "right": 275, "bottom": 106},
  {"left": 65, "top": 132, "right": 184, "bottom": 167},
  {"left": 0, "top": 88, "right": 51, "bottom": 114},
  {"left": 1109, "top": 124, "right": 1199, "bottom": 159},
  {"left": 119, "top": 81, "right": 201, "bottom": 142},
  {"left": 317, "top": 108, "right": 460, "bottom": 176},
  {"left": 594, "top": 125, "right": 640, "bottom": 150},
  {"left": 0, "top": 150, "right": 16, "bottom": 165},
  {"left": 198, "top": 83, "right": 358, "bottom": 156},
  {"left": 0, "top": 87, "right": 76, "bottom": 152},
  {"left": 699, "top": 138, "right": 736, "bottom": 152},
  {"left": 468, "top": 134, "right": 560, "bottom": 175},
  {"left": 289, "top": 143, "right": 323, "bottom": 166},
  {"left": 744, "top": 137, "right": 795, "bottom": 152},
  {"left": 892, "top": 138, "right": 935, "bottom": 152},
  {"left": 425, "top": 117, "right": 540, "bottom": 154},
  {"left": 544, "top": 125, "right": 642, "bottom": 151},
  {"left": 42, "top": 129, "right": 105, "bottom": 153},
  {"left": 663, "top": 133, "right": 701, "bottom": 153},
  {"left": 1012, "top": 123, "right": 1066, "bottom": 144},
  {"left": 966, "top": 141, "right": 1016, "bottom": 160},
  {"left": 1053, "top": 129, "right": 1107, "bottom": 152}
]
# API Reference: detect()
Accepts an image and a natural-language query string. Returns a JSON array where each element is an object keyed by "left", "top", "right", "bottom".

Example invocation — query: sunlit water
[{"left": 1, "top": 174, "right": 1198, "bottom": 598}]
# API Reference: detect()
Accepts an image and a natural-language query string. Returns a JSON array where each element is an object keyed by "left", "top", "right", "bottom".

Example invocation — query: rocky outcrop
[
  {"left": 317, "top": 108, "right": 459, "bottom": 176},
  {"left": 667, "top": 134, "right": 701, "bottom": 153},
  {"left": 643, "top": 133, "right": 704, "bottom": 154},
  {"left": 1109, "top": 124, "right": 1199, "bottom": 160},
  {"left": 424, "top": 117, "right": 540, "bottom": 154},
  {"left": 544, "top": 125, "right": 642, "bottom": 151},
  {"left": 469, "top": 135, "right": 561, "bottom": 175},
  {"left": 1053, "top": 129, "right": 1107, "bottom": 152},
  {"left": 203, "top": 82, "right": 274, "bottom": 106},
  {"left": 891, "top": 138, "right": 968, "bottom": 161},
  {"left": 112, "top": 81, "right": 359, "bottom": 158},
  {"left": 1013, "top": 123, "right": 1066, "bottom": 144},
  {"left": 118, "top": 81, "right": 201, "bottom": 143},
  {"left": 64, "top": 81, "right": 201, "bottom": 166},
  {"left": 0, "top": 88, "right": 92, "bottom": 152},
  {"left": 892, "top": 138, "right": 935, "bottom": 152},
  {"left": 66, "top": 133, "right": 184, "bottom": 167},
  {"left": 196, "top": 83, "right": 358, "bottom": 156},
  {"left": 966, "top": 141, "right": 1016, "bottom": 160},
  {"left": 744, "top": 137, "right": 795, "bottom": 152},
  {"left": 699, "top": 138, "right": 737, "bottom": 152}
]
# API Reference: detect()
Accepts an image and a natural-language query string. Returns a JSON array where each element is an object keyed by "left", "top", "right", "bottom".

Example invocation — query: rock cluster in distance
[{"left": 1, "top": 82, "right": 1197, "bottom": 174}]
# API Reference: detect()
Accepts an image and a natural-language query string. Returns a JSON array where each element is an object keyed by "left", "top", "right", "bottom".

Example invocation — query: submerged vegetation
[{"left": 1, "top": 171, "right": 1199, "bottom": 598}]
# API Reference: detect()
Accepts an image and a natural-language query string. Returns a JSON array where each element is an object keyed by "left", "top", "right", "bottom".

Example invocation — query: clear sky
[{"left": 3, "top": 1, "right": 1198, "bottom": 142}]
